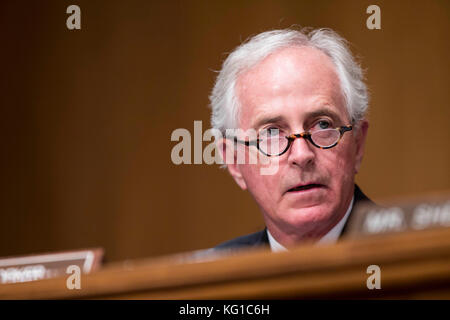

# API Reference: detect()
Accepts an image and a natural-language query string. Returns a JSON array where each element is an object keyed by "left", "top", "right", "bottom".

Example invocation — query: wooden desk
[{"left": 2, "top": 227, "right": 450, "bottom": 299}]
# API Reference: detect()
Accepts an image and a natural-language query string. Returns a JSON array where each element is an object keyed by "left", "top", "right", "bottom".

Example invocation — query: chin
[{"left": 282, "top": 203, "right": 337, "bottom": 230}]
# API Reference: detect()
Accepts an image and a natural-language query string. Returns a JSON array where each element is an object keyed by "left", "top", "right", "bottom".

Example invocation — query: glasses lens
[
  {"left": 311, "top": 129, "right": 340, "bottom": 147},
  {"left": 258, "top": 128, "right": 288, "bottom": 155}
]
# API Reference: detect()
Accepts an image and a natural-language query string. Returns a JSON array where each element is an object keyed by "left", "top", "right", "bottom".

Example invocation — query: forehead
[{"left": 236, "top": 46, "right": 347, "bottom": 128}]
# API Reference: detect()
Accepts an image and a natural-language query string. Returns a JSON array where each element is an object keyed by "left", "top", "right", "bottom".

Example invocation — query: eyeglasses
[{"left": 233, "top": 125, "right": 353, "bottom": 157}]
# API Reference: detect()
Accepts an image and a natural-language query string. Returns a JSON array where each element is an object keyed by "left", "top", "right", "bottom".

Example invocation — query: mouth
[{"left": 286, "top": 183, "right": 325, "bottom": 193}]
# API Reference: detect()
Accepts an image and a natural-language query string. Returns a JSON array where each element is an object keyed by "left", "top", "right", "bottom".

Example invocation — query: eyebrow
[
  {"left": 251, "top": 107, "right": 344, "bottom": 129},
  {"left": 252, "top": 115, "right": 285, "bottom": 129},
  {"left": 303, "top": 107, "right": 343, "bottom": 122}
]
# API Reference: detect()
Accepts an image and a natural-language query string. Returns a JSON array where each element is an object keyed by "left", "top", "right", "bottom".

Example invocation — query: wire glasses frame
[{"left": 233, "top": 125, "right": 353, "bottom": 157}]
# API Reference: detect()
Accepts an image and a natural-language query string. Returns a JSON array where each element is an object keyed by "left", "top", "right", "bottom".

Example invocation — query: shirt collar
[{"left": 267, "top": 196, "right": 354, "bottom": 252}]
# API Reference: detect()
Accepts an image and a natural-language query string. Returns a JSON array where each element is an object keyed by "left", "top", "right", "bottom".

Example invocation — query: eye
[
  {"left": 267, "top": 127, "right": 280, "bottom": 136},
  {"left": 259, "top": 127, "right": 282, "bottom": 138},
  {"left": 314, "top": 120, "right": 332, "bottom": 130}
]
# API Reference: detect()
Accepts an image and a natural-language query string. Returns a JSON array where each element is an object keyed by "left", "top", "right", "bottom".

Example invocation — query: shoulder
[
  {"left": 340, "top": 184, "right": 378, "bottom": 236},
  {"left": 214, "top": 229, "right": 269, "bottom": 251},
  {"left": 354, "top": 184, "right": 373, "bottom": 205}
]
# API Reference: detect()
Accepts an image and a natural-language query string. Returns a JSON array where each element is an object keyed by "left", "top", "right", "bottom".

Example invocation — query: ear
[
  {"left": 217, "top": 137, "right": 248, "bottom": 190},
  {"left": 354, "top": 120, "right": 369, "bottom": 174}
]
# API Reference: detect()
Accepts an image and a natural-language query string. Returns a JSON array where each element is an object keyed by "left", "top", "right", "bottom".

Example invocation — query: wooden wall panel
[{"left": 0, "top": 0, "right": 449, "bottom": 262}]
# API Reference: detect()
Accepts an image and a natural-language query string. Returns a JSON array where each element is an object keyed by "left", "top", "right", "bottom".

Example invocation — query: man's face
[{"left": 226, "top": 46, "right": 368, "bottom": 245}]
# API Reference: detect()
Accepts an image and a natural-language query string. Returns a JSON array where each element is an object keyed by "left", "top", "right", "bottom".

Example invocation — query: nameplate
[
  {"left": 0, "top": 248, "right": 103, "bottom": 284},
  {"left": 345, "top": 193, "right": 450, "bottom": 238}
]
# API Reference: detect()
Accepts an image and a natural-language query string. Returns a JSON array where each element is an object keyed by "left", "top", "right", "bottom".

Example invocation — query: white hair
[{"left": 209, "top": 28, "right": 369, "bottom": 133}]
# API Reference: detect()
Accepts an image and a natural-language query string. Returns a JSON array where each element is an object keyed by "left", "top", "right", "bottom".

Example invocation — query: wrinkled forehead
[{"left": 236, "top": 46, "right": 347, "bottom": 128}]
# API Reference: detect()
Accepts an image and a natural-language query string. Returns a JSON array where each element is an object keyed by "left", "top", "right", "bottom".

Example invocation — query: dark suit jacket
[{"left": 215, "top": 184, "right": 372, "bottom": 251}]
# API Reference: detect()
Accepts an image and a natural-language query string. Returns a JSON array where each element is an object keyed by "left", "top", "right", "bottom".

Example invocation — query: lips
[{"left": 286, "top": 183, "right": 325, "bottom": 193}]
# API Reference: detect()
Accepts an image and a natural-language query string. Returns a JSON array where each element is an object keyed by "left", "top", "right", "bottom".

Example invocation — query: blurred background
[{"left": 0, "top": 0, "right": 449, "bottom": 262}]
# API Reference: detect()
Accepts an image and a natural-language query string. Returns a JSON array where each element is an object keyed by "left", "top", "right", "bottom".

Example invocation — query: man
[{"left": 209, "top": 28, "right": 371, "bottom": 251}]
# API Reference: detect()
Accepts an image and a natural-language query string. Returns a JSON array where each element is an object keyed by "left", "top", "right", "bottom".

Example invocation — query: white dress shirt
[{"left": 267, "top": 196, "right": 354, "bottom": 252}]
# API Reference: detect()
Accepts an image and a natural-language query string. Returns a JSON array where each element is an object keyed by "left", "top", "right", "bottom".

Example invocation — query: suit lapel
[{"left": 340, "top": 184, "right": 374, "bottom": 236}]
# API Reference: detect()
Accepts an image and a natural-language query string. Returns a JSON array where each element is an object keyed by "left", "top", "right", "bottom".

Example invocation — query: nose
[{"left": 287, "top": 136, "right": 316, "bottom": 169}]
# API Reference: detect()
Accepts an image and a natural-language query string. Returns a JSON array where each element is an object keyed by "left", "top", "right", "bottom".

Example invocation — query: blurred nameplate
[
  {"left": 345, "top": 193, "right": 450, "bottom": 238},
  {"left": 0, "top": 248, "right": 103, "bottom": 284}
]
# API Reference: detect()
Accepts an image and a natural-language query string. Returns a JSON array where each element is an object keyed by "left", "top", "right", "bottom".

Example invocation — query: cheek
[
  {"left": 320, "top": 142, "right": 356, "bottom": 187},
  {"left": 240, "top": 164, "right": 281, "bottom": 206}
]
